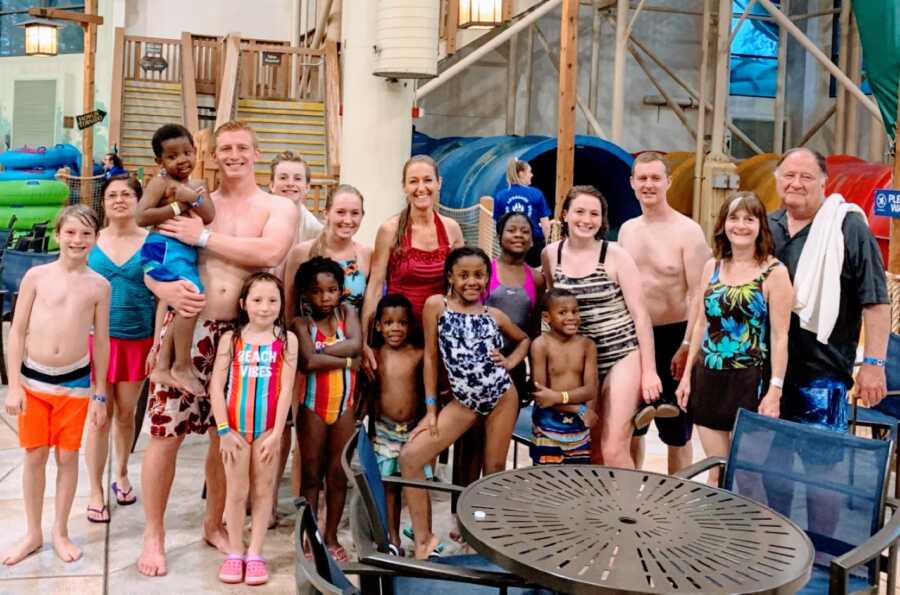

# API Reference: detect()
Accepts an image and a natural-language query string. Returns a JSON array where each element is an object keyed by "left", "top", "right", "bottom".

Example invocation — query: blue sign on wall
[{"left": 874, "top": 189, "right": 900, "bottom": 218}]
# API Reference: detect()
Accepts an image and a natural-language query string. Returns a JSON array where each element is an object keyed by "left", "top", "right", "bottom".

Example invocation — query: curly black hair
[
  {"left": 294, "top": 256, "right": 345, "bottom": 314},
  {"left": 443, "top": 246, "right": 491, "bottom": 293}
]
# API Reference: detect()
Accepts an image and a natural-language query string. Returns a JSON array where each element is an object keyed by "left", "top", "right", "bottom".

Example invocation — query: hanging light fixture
[
  {"left": 458, "top": 0, "right": 503, "bottom": 29},
  {"left": 17, "top": 18, "right": 60, "bottom": 56}
]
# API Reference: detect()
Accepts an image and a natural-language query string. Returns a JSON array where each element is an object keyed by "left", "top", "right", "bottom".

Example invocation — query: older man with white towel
[{"left": 768, "top": 147, "right": 889, "bottom": 434}]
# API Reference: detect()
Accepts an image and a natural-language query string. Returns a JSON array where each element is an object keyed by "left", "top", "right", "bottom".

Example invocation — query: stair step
[
  {"left": 123, "top": 94, "right": 183, "bottom": 106},
  {"left": 236, "top": 106, "right": 324, "bottom": 118},
  {"left": 236, "top": 116, "right": 324, "bottom": 127},
  {"left": 239, "top": 98, "right": 324, "bottom": 112},
  {"left": 253, "top": 137, "right": 325, "bottom": 146},
  {"left": 124, "top": 80, "right": 182, "bottom": 93},
  {"left": 257, "top": 147, "right": 325, "bottom": 156},
  {"left": 252, "top": 126, "right": 325, "bottom": 135}
]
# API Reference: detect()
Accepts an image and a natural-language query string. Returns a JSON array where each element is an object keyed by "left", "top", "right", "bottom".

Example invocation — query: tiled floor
[{"left": 0, "top": 395, "right": 895, "bottom": 594}]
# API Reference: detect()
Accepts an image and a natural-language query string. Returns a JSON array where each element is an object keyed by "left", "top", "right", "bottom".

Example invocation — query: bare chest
[{"left": 211, "top": 201, "right": 269, "bottom": 238}]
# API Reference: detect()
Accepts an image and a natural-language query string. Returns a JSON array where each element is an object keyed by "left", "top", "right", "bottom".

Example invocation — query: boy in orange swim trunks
[{"left": 2, "top": 205, "right": 111, "bottom": 566}]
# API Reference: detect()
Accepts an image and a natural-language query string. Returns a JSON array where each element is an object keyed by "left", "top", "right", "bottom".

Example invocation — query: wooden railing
[
  {"left": 123, "top": 35, "right": 182, "bottom": 82},
  {"left": 238, "top": 42, "right": 325, "bottom": 102},
  {"left": 192, "top": 35, "right": 222, "bottom": 96}
]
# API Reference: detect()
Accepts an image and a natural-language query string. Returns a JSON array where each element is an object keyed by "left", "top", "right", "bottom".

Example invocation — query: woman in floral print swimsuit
[{"left": 677, "top": 192, "right": 793, "bottom": 485}]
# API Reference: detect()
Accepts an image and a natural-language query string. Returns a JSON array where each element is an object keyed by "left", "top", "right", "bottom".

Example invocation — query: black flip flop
[{"left": 87, "top": 504, "right": 110, "bottom": 524}]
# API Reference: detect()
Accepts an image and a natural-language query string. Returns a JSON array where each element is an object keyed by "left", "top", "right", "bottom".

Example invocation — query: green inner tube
[{"left": 0, "top": 180, "right": 69, "bottom": 207}]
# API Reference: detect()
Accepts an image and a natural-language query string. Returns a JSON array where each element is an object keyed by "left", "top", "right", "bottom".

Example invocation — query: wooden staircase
[
  {"left": 235, "top": 98, "right": 329, "bottom": 184},
  {"left": 119, "top": 80, "right": 184, "bottom": 173}
]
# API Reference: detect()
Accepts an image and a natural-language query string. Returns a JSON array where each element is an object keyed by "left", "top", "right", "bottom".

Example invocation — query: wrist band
[
  {"left": 863, "top": 357, "right": 886, "bottom": 368},
  {"left": 561, "top": 391, "right": 570, "bottom": 404},
  {"left": 577, "top": 403, "right": 587, "bottom": 418},
  {"left": 345, "top": 357, "right": 352, "bottom": 369},
  {"left": 91, "top": 394, "right": 107, "bottom": 404},
  {"left": 217, "top": 426, "right": 231, "bottom": 436},
  {"left": 196, "top": 228, "right": 211, "bottom": 248},
  {"left": 681, "top": 340, "right": 690, "bottom": 347},
  {"left": 170, "top": 202, "right": 182, "bottom": 217},
  {"left": 425, "top": 395, "right": 437, "bottom": 407},
  {"left": 191, "top": 195, "right": 204, "bottom": 209},
  {"left": 770, "top": 376, "right": 784, "bottom": 389}
]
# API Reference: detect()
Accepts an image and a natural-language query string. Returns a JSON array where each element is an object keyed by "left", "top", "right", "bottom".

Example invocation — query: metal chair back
[
  {"left": 724, "top": 409, "right": 892, "bottom": 585},
  {"left": 342, "top": 425, "right": 392, "bottom": 554},
  {"left": 0, "top": 250, "right": 59, "bottom": 315},
  {"left": 294, "top": 499, "right": 360, "bottom": 595}
]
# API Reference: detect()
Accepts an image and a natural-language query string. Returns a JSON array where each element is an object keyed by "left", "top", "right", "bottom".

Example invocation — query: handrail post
[
  {"left": 181, "top": 32, "right": 200, "bottom": 133},
  {"left": 324, "top": 40, "right": 341, "bottom": 178},
  {"left": 109, "top": 26, "right": 125, "bottom": 152},
  {"left": 215, "top": 33, "right": 241, "bottom": 130}
]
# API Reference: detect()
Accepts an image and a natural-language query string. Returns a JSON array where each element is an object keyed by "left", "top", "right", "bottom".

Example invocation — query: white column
[{"left": 340, "top": 0, "right": 414, "bottom": 245}]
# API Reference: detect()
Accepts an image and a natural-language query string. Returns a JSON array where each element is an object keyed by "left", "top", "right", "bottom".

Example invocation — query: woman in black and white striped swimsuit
[{"left": 542, "top": 186, "right": 662, "bottom": 468}]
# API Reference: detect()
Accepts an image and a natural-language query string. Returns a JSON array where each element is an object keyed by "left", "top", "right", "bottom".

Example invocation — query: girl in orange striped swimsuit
[{"left": 293, "top": 257, "right": 361, "bottom": 562}]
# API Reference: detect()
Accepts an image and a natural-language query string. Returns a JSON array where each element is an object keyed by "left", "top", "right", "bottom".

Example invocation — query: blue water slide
[{"left": 419, "top": 132, "right": 640, "bottom": 236}]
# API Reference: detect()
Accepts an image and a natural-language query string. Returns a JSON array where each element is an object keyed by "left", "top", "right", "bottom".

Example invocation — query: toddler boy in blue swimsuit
[{"left": 137, "top": 124, "right": 215, "bottom": 396}]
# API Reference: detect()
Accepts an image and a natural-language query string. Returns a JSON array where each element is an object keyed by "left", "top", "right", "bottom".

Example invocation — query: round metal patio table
[{"left": 457, "top": 465, "right": 814, "bottom": 594}]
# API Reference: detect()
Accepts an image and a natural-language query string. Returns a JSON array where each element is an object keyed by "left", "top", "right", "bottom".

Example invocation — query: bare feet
[
  {"left": 202, "top": 524, "right": 229, "bottom": 554},
  {"left": 137, "top": 533, "right": 167, "bottom": 577},
  {"left": 171, "top": 363, "right": 204, "bottom": 396},
  {"left": 51, "top": 531, "right": 82, "bottom": 563},
  {"left": 414, "top": 533, "right": 441, "bottom": 560},
  {"left": 2, "top": 534, "right": 42, "bottom": 565}
]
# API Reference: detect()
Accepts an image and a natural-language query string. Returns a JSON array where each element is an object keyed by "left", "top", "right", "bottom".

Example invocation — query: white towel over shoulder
[{"left": 792, "top": 193, "right": 865, "bottom": 344}]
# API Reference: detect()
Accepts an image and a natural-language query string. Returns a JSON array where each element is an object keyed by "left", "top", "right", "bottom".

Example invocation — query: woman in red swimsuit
[{"left": 361, "top": 155, "right": 465, "bottom": 374}]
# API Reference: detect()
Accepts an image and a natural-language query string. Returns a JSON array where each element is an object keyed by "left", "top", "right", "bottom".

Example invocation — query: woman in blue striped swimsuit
[{"left": 541, "top": 185, "right": 661, "bottom": 468}]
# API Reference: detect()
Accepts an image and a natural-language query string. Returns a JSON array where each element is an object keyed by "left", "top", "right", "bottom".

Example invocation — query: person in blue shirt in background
[{"left": 493, "top": 159, "right": 551, "bottom": 267}]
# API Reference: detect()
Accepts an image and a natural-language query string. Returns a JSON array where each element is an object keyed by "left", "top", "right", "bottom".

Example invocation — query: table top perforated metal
[{"left": 457, "top": 465, "right": 814, "bottom": 594}]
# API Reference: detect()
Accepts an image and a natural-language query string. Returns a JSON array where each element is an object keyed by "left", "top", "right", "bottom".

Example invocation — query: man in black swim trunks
[{"left": 619, "top": 152, "right": 711, "bottom": 474}]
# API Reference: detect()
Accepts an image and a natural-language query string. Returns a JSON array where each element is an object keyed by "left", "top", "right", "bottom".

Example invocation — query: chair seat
[
  {"left": 796, "top": 565, "right": 872, "bottom": 595},
  {"left": 513, "top": 405, "right": 534, "bottom": 445},
  {"left": 855, "top": 406, "right": 899, "bottom": 442},
  {"left": 393, "top": 553, "right": 553, "bottom": 594}
]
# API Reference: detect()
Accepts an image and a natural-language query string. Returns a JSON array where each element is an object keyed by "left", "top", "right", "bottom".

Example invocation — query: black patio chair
[
  {"left": 295, "top": 497, "right": 387, "bottom": 594},
  {"left": 342, "top": 425, "right": 547, "bottom": 594},
  {"left": 850, "top": 332, "right": 900, "bottom": 497},
  {"left": 676, "top": 409, "right": 900, "bottom": 594},
  {"left": 511, "top": 404, "right": 535, "bottom": 469},
  {"left": 13, "top": 221, "right": 50, "bottom": 252},
  {"left": 0, "top": 249, "right": 59, "bottom": 384}
]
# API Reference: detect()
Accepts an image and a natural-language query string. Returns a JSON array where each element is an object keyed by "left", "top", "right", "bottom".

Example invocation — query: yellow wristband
[
  {"left": 216, "top": 422, "right": 229, "bottom": 431},
  {"left": 346, "top": 357, "right": 352, "bottom": 369},
  {"left": 171, "top": 202, "right": 182, "bottom": 216},
  {"left": 561, "top": 391, "right": 570, "bottom": 404}
]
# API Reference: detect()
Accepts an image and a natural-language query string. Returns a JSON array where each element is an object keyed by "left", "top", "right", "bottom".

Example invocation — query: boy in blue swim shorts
[{"left": 137, "top": 123, "right": 215, "bottom": 396}]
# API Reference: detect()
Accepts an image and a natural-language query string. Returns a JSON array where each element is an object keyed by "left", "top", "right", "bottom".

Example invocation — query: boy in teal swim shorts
[{"left": 137, "top": 123, "right": 215, "bottom": 396}]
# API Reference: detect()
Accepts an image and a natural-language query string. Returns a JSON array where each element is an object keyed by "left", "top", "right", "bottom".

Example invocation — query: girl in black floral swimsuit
[{"left": 399, "top": 246, "right": 531, "bottom": 560}]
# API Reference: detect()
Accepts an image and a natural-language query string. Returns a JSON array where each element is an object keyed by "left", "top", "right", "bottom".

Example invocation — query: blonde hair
[
  {"left": 213, "top": 120, "right": 258, "bottom": 150},
  {"left": 56, "top": 204, "right": 100, "bottom": 234},
  {"left": 506, "top": 158, "right": 530, "bottom": 186},
  {"left": 270, "top": 150, "right": 311, "bottom": 184},
  {"left": 310, "top": 184, "right": 365, "bottom": 258}
]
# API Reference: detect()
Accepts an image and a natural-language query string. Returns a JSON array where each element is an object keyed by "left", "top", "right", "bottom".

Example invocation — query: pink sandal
[
  {"left": 244, "top": 555, "right": 269, "bottom": 586},
  {"left": 218, "top": 554, "right": 244, "bottom": 584}
]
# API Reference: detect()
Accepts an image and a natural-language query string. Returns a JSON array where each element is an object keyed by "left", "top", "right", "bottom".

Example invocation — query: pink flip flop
[
  {"left": 218, "top": 554, "right": 244, "bottom": 584},
  {"left": 244, "top": 555, "right": 269, "bottom": 586}
]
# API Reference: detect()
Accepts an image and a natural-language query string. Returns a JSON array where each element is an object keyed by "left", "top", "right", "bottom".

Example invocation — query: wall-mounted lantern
[
  {"left": 17, "top": 18, "right": 59, "bottom": 56},
  {"left": 458, "top": 0, "right": 503, "bottom": 29}
]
